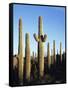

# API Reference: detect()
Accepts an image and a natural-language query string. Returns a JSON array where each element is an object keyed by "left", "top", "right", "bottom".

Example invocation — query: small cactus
[
  {"left": 47, "top": 42, "right": 51, "bottom": 68},
  {"left": 60, "top": 42, "right": 62, "bottom": 63},
  {"left": 34, "top": 16, "right": 47, "bottom": 78},
  {"left": 51, "top": 49, "right": 53, "bottom": 65},
  {"left": 25, "top": 33, "right": 31, "bottom": 81},
  {"left": 53, "top": 40, "right": 56, "bottom": 64},
  {"left": 32, "top": 51, "right": 34, "bottom": 61}
]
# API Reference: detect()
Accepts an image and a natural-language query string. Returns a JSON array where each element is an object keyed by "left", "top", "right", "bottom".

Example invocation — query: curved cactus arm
[
  {"left": 16, "top": 55, "right": 19, "bottom": 59},
  {"left": 43, "top": 34, "right": 47, "bottom": 42},
  {"left": 33, "top": 33, "right": 39, "bottom": 42}
]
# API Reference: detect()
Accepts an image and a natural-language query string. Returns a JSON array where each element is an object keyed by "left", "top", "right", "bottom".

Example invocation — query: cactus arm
[
  {"left": 41, "top": 34, "right": 47, "bottom": 42},
  {"left": 33, "top": 33, "right": 39, "bottom": 42},
  {"left": 43, "top": 34, "right": 47, "bottom": 42}
]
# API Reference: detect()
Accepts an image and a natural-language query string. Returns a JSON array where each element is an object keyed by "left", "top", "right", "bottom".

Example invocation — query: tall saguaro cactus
[
  {"left": 25, "top": 33, "right": 31, "bottom": 81},
  {"left": 34, "top": 16, "right": 47, "bottom": 78},
  {"left": 60, "top": 42, "right": 62, "bottom": 63},
  {"left": 47, "top": 42, "right": 51, "bottom": 68},
  {"left": 53, "top": 40, "right": 56, "bottom": 64},
  {"left": 18, "top": 17, "right": 24, "bottom": 83}
]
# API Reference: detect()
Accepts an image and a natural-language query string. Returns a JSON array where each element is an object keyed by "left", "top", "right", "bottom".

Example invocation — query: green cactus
[
  {"left": 33, "top": 63, "right": 38, "bottom": 80},
  {"left": 35, "top": 52, "right": 36, "bottom": 58},
  {"left": 18, "top": 17, "right": 24, "bottom": 83},
  {"left": 47, "top": 42, "right": 51, "bottom": 68},
  {"left": 53, "top": 40, "right": 56, "bottom": 64},
  {"left": 25, "top": 33, "right": 31, "bottom": 81},
  {"left": 60, "top": 42, "right": 62, "bottom": 63},
  {"left": 32, "top": 51, "right": 34, "bottom": 61},
  {"left": 51, "top": 49, "right": 53, "bottom": 65},
  {"left": 34, "top": 16, "right": 47, "bottom": 78}
]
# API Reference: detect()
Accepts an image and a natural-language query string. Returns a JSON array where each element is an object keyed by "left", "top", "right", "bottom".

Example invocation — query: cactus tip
[
  {"left": 39, "top": 16, "right": 42, "bottom": 19},
  {"left": 19, "top": 16, "right": 22, "bottom": 20}
]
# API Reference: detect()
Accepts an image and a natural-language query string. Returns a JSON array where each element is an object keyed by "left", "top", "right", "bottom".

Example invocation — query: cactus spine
[
  {"left": 47, "top": 42, "right": 51, "bottom": 68},
  {"left": 60, "top": 42, "right": 62, "bottom": 63},
  {"left": 18, "top": 17, "right": 24, "bottom": 82},
  {"left": 34, "top": 16, "right": 47, "bottom": 78},
  {"left": 53, "top": 40, "right": 56, "bottom": 64},
  {"left": 25, "top": 33, "right": 31, "bottom": 81}
]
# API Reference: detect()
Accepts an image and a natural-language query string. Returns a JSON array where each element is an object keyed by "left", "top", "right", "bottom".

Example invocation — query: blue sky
[{"left": 13, "top": 4, "right": 65, "bottom": 56}]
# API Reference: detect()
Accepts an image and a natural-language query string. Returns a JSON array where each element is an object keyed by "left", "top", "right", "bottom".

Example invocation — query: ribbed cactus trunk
[
  {"left": 18, "top": 17, "right": 24, "bottom": 83},
  {"left": 60, "top": 42, "right": 62, "bottom": 63},
  {"left": 47, "top": 42, "right": 51, "bottom": 68},
  {"left": 25, "top": 33, "right": 31, "bottom": 81},
  {"left": 53, "top": 40, "right": 56, "bottom": 64},
  {"left": 34, "top": 16, "right": 47, "bottom": 79}
]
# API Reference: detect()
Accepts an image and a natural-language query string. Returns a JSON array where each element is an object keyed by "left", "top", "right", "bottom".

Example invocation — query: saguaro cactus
[
  {"left": 18, "top": 17, "right": 24, "bottom": 83},
  {"left": 60, "top": 42, "right": 62, "bottom": 63},
  {"left": 34, "top": 16, "right": 47, "bottom": 78},
  {"left": 53, "top": 40, "right": 56, "bottom": 64},
  {"left": 51, "top": 49, "right": 53, "bottom": 65},
  {"left": 25, "top": 33, "right": 31, "bottom": 81},
  {"left": 32, "top": 51, "right": 34, "bottom": 60},
  {"left": 47, "top": 42, "right": 51, "bottom": 68}
]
